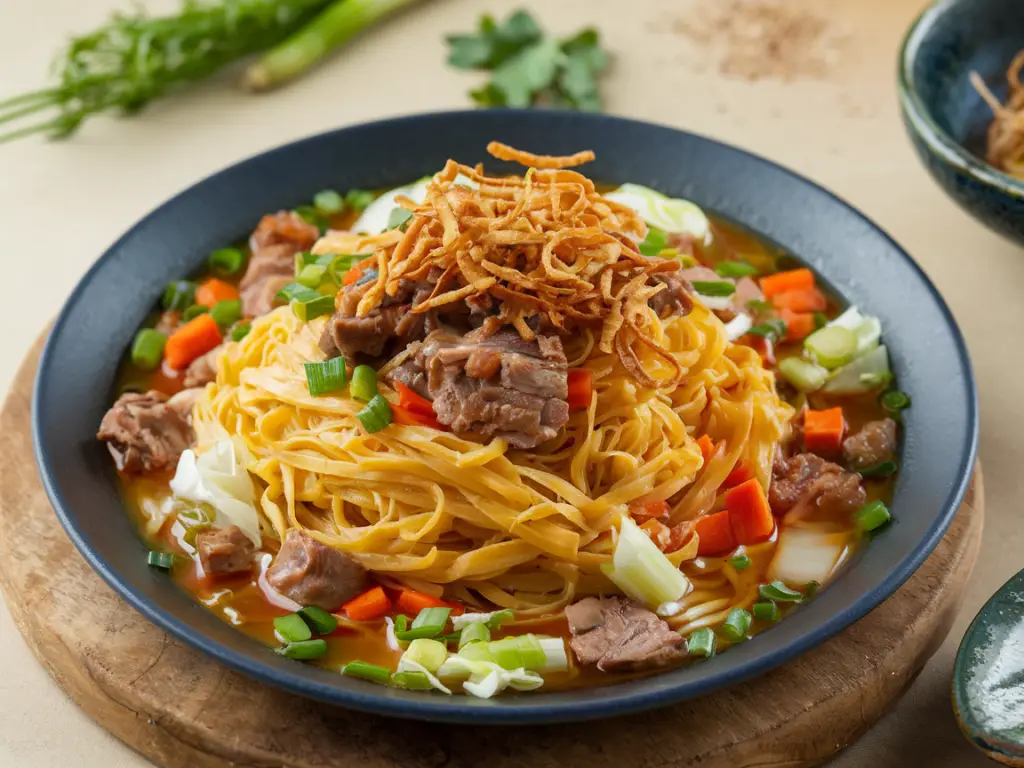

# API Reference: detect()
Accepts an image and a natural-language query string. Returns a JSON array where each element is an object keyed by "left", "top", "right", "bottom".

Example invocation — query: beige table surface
[{"left": 0, "top": 0, "right": 1017, "bottom": 765}]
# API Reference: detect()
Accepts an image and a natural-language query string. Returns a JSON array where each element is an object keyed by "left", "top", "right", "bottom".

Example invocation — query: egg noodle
[{"left": 192, "top": 145, "right": 794, "bottom": 634}]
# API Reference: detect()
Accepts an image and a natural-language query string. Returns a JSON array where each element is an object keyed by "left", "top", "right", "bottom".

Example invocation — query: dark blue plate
[
  {"left": 899, "top": 0, "right": 1024, "bottom": 246},
  {"left": 32, "top": 110, "right": 978, "bottom": 724}
]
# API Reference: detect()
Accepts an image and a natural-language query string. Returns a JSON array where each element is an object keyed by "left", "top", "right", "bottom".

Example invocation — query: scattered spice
[{"left": 652, "top": 0, "right": 847, "bottom": 82}]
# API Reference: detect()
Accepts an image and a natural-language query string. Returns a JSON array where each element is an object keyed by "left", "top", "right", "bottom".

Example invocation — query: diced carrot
[
  {"left": 342, "top": 256, "right": 377, "bottom": 287},
  {"left": 392, "top": 404, "right": 445, "bottom": 430},
  {"left": 739, "top": 334, "right": 776, "bottom": 367},
  {"left": 695, "top": 435, "right": 715, "bottom": 464},
  {"left": 771, "top": 288, "right": 827, "bottom": 313},
  {"left": 195, "top": 278, "right": 239, "bottom": 308},
  {"left": 342, "top": 586, "right": 391, "bottom": 622},
  {"left": 759, "top": 268, "right": 815, "bottom": 298},
  {"left": 567, "top": 368, "right": 593, "bottom": 410},
  {"left": 725, "top": 478, "right": 775, "bottom": 545},
  {"left": 397, "top": 589, "right": 463, "bottom": 616},
  {"left": 694, "top": 510, "right": 737, "bottom": 556},
  {"left": 640, "top": 519, "right": 673, "bottom": 552},
  {"left": 803, "top": 407, "right": 846, "bottom": 454},
  {"left": 780, "top": 308, "right": 816, "bottom": 341},
  {"left": 723, "top": 461, "right": 753, "bottom": 488},
  {"left": 667, "top": 520, "right": 695, "bottom": 553},
  {"left": 629, "top": 499, "right": 670, "bottom": 524},
  {"left": 164, "top": 314, "right": 222, "bottom": 370},
  {"left": 393, "top": 381, "right": 435, "bottom": 418}
]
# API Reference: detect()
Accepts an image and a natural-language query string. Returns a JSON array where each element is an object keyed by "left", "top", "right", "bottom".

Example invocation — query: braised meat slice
[
  {"left": 239, "top": 212, "right": 319, "bottom": 318},
  {"left": 266, "top": 530, "right": 369, "bottom": 611},
  {"left": 770, "top": 452, "right": 866, "bottom": 519},
  {"left": 97, "top": 389, "right": 198, "bottom": 473},
  {"left": 843, "top": 418, "right": 898, "bottom": 470},
  {"left": 183, "top": 344, "right": 222, "bottom": 388},
  {"left": 389, "top": 328, "right": 570, "bottom": 449},
  {"left": 196, "top": 525, "right": 255, "bottom": 577},
  {"left": 565, "top": 596, "right": 686, "bottom": 671},
  {"left": 648, "top": 272, "right": 694, "bottom": 319}
]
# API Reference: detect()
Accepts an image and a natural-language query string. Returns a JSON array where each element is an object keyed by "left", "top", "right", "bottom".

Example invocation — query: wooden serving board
[{"left": 0, "top": 336, "right": 983, "bottom": 768}]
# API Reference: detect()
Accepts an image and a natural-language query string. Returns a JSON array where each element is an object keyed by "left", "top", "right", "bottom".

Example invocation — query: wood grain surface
[{"left": 0, "top": 336, "right": 983, "bottom": 768}]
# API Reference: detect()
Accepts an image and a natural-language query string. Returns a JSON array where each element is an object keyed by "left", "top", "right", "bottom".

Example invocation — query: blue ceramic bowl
[
  {"left": 33, "top": 110, "right": 978, "bottom": 724},
  {"left": 899, "top": 0, "right": 1024, "bottom": 245}
]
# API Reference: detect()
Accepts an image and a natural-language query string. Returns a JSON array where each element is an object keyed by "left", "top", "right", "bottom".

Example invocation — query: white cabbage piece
[{"left": 604, "top": 183, "right": 710, "bottom": 242}]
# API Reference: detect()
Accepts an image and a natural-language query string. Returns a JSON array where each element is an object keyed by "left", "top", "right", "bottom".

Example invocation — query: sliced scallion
[
  {"left": 162, "top": 280, "right": 196, "bottom": 311},
  {"left": 313, "top": 189, "right": 344, "bottom": 215},
  {"left": 804, "top": 325, "right": 858, "bottom": 369},
  {"left": 746, "top": 299, "right": 773, "bottom": 314},
  {"left": 728, "top": 554, "right": 751, "bottom": 571},
  {"left": 230, "top": 322, "right": 251, "bottom": 342},
  {"left": 292, "top": 293, "right": 335, "bottom": 322},
  {"left": 357, "top": 394, "right": 393, "bottom": 434},
  {"left": 747, "top": 319, "right": 787, "bottom": 340},
  {"left": 147, "top": 551, "right": 175, "bottom": 570},
  {"left": 752, "top": 601, "right": 779, "bottom": 622},
  {"left": 722, "top": 608, "right": 752, "bottom": 642},
  {"left": 716, "top": 261, "right": 758, "bottom": 278},
  {"left": 211, "top": 299, "right": 242, "bottom": 327},
  {"left": 759, "top": 580, "right": 804, "bottom": 602},
  {"left": 183, "top": 304, "right": 209, "bottom": 322},
  {"left": 276, "top": 639, "right": 327, "bottom": 660},
  {"left": 208, "top": 247, "right": 245, "bottom": 276},
  {"left": 401, "top": 638, "right": 448, "bottom": 673},
  {"left": 391, "top": 670, "right": 434, "bottom": 690},
  {"left": 859, "top": 460, "right": 898, "bottom": 478},
  {"left": 687, "top": 627, "right": 716, "bottom": 658},
  {"left": 638, "top": 226, "right": 668, "bottom": 256},
  {"left": 805, "top": 581, "right": 822, "bottom": 599},
  {"left": 297, "top": 263, "right": 327, "bottom": 288},
  {"left": 854, "top": 499, "right": 891, "bottom": 532},
  {"left": 299, "top": 605, "right": 338, "bottom": 635},
  {"left": 350, "top": 365, "right": 378, "bottom": 402},
  {"left": 274, "top": 613, "right": 312, "bottom": 643},
  {"left": 387, "top": 207, "right": 414, "bottom": 231},
  {"left": 458, "top": 621, "right": 490, "bottom": 649},
  {"left": 294, "top": 205, "right": 322, "bottom": 227},
  {"left": 345, "top": 189, "right": 375, "bottom": 212},
  {"left": 881, "top": 391, "right": 911, "bottom": 413},
  {"left": 305, "top": 357, "right": 347, "bottom": 396},
  {"left": 131, "top": 329, "right": 166, "bottom": 371},
  {"left": 692, "top": 280, "right": 736, "bottom": 297}
]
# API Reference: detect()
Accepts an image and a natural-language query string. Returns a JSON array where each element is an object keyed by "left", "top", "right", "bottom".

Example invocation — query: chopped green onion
[
  {"left": 387, "top": 207, "right": 414, "bottom": 231},
  {"left": 293, "top": 293, "right": 335, "bottom": 322},
  {"left": 759, "top": 580, "right": 805, "bottom": 603},
  {"left": 162, "top": 280, "right": 196, "bottom": 311},
  {"left": 752, "top": 601, "right": 779, "bottom": 622},
  {"left": 356, "top": 394, "right": 393, "bottom": 434},
  {"left": 746, "top": 299, "right": 773, "bottom": 314},
  {"left": 391, "top": 671, "right": 433, "bottom": 690},
  {"left": 146, "top": 551, "right": 175, "bottom": 570},
  {"left": 294, "top": 205, "right": 322, "bottom": 227},
  {"left": 813, "top": 312, "right": 829, "bottom": 330},
  {"left": 859, "top": 460, "right": 898, "bottom": 478},
  {"left": 458, "top": 640, "right": 494, "bottom": 663},
  {"left": 274, "top": 613, "right": 313, "bottom": 643},
  {"left": 183, "top": 304, "right": 209, "bottom": 322},
  {"left": 276, "top": 639, "right": 327, "bottom": 661},
  {"left": 484, "top": 609, "right": 515, "bottom": 629},
  {"left": 412, "top": 607, "right": 451, "bottom": 635},
  {"left": 728, "top": 554, "right": 751, "bottom": 571},
  {"left": 130, "top": 329, "right": 167, "bottom": 371},
  {"left": 210, "top": 299, "right": 242, "bottom": 327},
  {"left": 299, "top": 606, "right": 338, "bottom": 635},
  {"left": 230, "top": 322, "right": 251, "bottom": 342},
  {"left": 692, "top": 280, "right": 736, "bottom": 297},
  {"left": 345, "top": 189, "right": 375, "bottom": 212},
  {"left": 854, "top": 499, "right": 891, "bottom": 532},
  {"left": 805, "top": 581, "right": 822, "bottom": 598},
  {"left": 458, "top": 621, "right": 490, "bottom": 649},
  {"left": 297, "top": 263, "right": 327, "bottom": 288},
  {"left": 881, "top": 391, "right": 911, "bottom": 413},
  {"left": 715, "top": 261, "right": 758, "bottom": 278},
  {"left": 687, "top": 627, "right": 716, "bottom": 658},
  {"left": 208, "top": 247, "right": 245, "bottom": 276},
  {"left": 350, "top": 365, "right": 378, "bottom": 402},
  {"left": 722, "top": 608, "right": 752, "bottom": 642},
  {"left": 638, "top": 226, "right": 668, "bottom": 256},
  {"left": 313, "top": 189, "right": 344, "bottom": 215},
  {"left": 804, "top": 325, "right": 858, "bottom": 369},
  {"left": 489, "top": 634, "right": 546, "bottom": 671},
  {"left": 747, "top": 319, "right": 787, "bottom": 340},
  {"left": 601, "top": 515, "right": 691, "bottom": 608},
  {"left": 778, "top": 357, "right": 829, "bottom": 393},
  {"left": 305, "top": 357, "right": 348, "bottom": 396},
  {"left": 341, "top": 661, "right": 392, "bottom": 684},
  {"left": 401, "top": 638, "right": 448, "bottom": 673},
  {"left": 277, "top": 282, "right": 314, "bottom": 302}
]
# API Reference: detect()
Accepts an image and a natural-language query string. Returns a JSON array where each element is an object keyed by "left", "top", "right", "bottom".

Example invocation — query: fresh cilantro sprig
[{"left": 446, "top": 10, "right": 609, "bottom": 111}]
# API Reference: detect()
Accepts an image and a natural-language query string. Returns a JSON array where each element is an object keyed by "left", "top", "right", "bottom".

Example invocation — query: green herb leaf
[{"left": 447, "top": 34, "right": 493, "bottom": 69}]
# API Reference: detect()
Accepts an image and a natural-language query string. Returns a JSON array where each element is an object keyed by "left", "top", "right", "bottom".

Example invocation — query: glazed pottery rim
[
  {"left": 32, "top": 109, "right": 979, "bottom": 724},
  {"left": 898, "top": 0, "right": 1024, "bottom": 200}
]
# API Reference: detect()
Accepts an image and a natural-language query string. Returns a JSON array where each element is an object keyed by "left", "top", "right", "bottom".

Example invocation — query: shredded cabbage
[
  {"left": 170, "top": 438, "right": 261, "bottom": 546},
  {"left": 451, "top": 609, "right": 513, "bottom": 631},
  {"left": 395, "top": 657, "right": 451, "bottom": 695},
  {"left": 437, "top": 657, "right": 544, "bottom": 699},
  {"left": 604, "top": 183, "right": 710, "bottom": 242},
  {"left": 822, "top": 345, "right": 891, "bottom": 395},
  {"left": 828, "top": 306, "right": 881, "bottom": 356},
  {"left": 601, "top": 515, "right": 691, "bottom": 608},
  {"left": 351, "top": 177, "right": 430, "bottom": 234},
  {"left": 769, "top": 527, "right": 844, "bottom": 585}
]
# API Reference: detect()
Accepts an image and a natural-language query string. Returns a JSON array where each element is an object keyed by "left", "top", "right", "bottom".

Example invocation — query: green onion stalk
[{"left": 0, "top": 0, "right": 423, "bottom": 143}]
